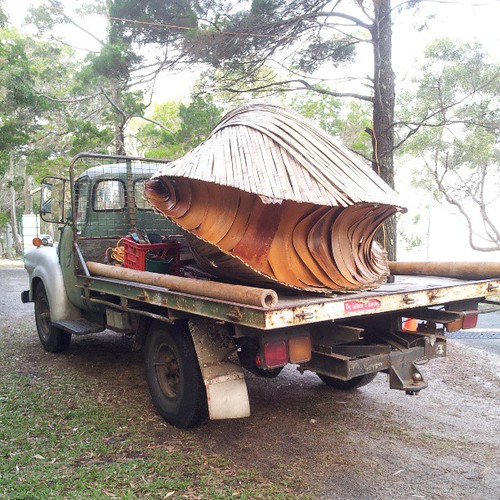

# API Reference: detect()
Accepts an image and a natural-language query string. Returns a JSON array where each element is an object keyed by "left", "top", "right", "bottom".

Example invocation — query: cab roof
[{"left": 77, "top": 162, "right": 168, "bottom": 180}]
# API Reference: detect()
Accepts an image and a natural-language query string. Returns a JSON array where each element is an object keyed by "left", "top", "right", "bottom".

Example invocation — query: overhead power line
[{"left": 108, "top": 16, "right": 297, "bottom": 41}]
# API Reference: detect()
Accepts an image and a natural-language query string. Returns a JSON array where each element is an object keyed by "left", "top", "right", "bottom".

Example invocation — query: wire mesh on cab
[{"left": 71, "top": 154, "right": 179, "bottom": 239}]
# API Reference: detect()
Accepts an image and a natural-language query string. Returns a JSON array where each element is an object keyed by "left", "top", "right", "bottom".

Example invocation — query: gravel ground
[
  {"left": 1, "top": 266, "right": 499, "bottom": 499},
  {"left": 0, "top": 258, "right": 24, "bottom": 268}
]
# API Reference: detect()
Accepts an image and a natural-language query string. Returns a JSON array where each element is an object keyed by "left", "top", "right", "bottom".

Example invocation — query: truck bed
[{"left": 76, "top": 273, "right": 500, "bottom": 330}]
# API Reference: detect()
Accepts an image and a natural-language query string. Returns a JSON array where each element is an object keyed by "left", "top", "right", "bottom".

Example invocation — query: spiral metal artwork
[{"left": 145, "top": 104, "right": 405, "bottom": 293}]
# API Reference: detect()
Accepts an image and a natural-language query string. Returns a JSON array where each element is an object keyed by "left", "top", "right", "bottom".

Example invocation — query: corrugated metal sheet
[{"left": 145, "top": 104, "right": 405, "bottom": 293}]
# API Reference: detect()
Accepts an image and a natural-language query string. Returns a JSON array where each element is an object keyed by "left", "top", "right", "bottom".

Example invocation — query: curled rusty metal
[{"left": 145, "top": 104, "right": 406, "bottom": 293}]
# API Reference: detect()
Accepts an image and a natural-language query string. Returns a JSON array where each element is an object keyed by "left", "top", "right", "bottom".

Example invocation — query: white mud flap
[{"left": 188, "top": 318, "right": 251, "bottom": 420}]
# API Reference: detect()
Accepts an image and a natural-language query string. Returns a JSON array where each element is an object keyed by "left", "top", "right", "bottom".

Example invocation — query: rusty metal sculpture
[{"left": 145, "top": 104, "right": 405, "bottom": 293}]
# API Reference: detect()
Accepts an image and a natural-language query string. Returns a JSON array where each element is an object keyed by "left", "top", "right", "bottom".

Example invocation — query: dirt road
[{"left": 2, "top": 267, "right": 499, "bottom": 499}]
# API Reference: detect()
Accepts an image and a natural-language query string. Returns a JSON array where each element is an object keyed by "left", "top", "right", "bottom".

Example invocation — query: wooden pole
[
  {"left": 86, "top": 261, "right": 279, "bottom": 308},
  {"left": 389, "top": 261, "right": 500, "bottom": 280}
]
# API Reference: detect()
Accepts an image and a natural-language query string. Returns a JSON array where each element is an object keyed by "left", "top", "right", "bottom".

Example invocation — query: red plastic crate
[{"left": 123, "top": 237, "right": 180, "bottom": 273}]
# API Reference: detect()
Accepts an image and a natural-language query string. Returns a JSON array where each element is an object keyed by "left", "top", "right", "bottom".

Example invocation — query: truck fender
[
  {"left": 24, "top": 246, "right": 81, "bottom": 322},
  {"left": 188, "top": 318, "right": 251, "bottom": 420}
]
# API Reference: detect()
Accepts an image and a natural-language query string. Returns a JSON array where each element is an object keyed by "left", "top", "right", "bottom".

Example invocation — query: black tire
[
  {"left": 318, "top": 372, "right": 377, "bottom": 390},
  {"left": 34, "top": 282, "right": 72, "bottom": 353},
  {"left": 245, "top": 365, "right": 284, "bottom": 378},
  {"left": 144, "top": 321, "right": 208, "bottom": 428}
]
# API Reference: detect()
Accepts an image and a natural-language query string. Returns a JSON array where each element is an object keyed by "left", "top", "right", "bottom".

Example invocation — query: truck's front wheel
[
  {"left": 34, "top": 282, "right": 72, "bottom": 352},
  {"left": 144, "top": 321, "right": 208, "bottom": 428}
]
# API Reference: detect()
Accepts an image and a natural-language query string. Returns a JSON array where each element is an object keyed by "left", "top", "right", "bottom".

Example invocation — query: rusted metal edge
[
  {"left": 89, "top": 297, "right": 173, "bottom": 324},
  {"left": 262, "top": 279, "right": 500, "bottom": 329},
  {"left": 76, "top": 275, "right": 500, "bottom": 331}
]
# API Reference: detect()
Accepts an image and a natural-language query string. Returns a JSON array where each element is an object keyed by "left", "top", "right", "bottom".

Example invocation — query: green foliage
[
  {"left": 90, "top": 41, "right": 141, "bottom": 81},
  {"left": 290, "top": 91, "right": 343, "bottom": 134},
  {"left": 66, "top": 119, "right": 114, "bottom": 157},
  {"left": 290, "top": 91, "right": 372, "bottom": 156},
  {"left": 26, "top": 1, "right": 68, "bottom": 34},
  {"left": 343, "top": 101, "right": 372, "bottom": 158},
  {"left": 398, "top": 38, "right": 500, "bottom": 251},
  {"left": 139, "top": 95, "right": 224, "bottom": 159},
  {"left": 137, "top": 101, "right": 181, "bottom": 158},
  {"left": 0, "top": 211, "right": 9, "bottom": 230},
  {"left": 0, "top": 369, "right": 289, "bottom": 499},
  {"left": 297, "top": 39, "right": 356, "bottom": 74},
  {"left": 251, "top": 0, "right": 280, "bottom": 17},
  {"left": 0, "top": 28, "right": 56, "bottom": 175},
  {"left": 109, "top": 0, "right": 198, "bottom": 45},
  {"left": 0, "top": 2, "right": 7, "bottom": 27},
  {"left": 398, "top": 214, "right": 424, "bottom": 252},
  {"left": 26, "top": 1, "right": 152, "bottom": 156},
  {"left": 177, "top": 95, "right": 223, "bottom": 149}
]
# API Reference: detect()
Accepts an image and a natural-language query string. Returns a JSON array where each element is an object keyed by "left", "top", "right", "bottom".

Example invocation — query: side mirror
[
  {"left": 41, "top": 183, "right": 53, "bottom": 214},
  {"left": 39, "top": 176, "right": 69, "bottom": 224}
]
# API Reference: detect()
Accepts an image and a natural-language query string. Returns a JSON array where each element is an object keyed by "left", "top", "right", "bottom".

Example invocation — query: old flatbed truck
[{"left": 22, "top": 154, "right": 500, "bottom": 428}]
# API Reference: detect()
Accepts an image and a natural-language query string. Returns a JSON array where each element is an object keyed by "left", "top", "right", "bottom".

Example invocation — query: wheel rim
[
  {"left": 154, "top": 343, "right": 181, "bottom": 399},
  {"left": 37, "top": 294, "right": 51, "bottom": 342}
]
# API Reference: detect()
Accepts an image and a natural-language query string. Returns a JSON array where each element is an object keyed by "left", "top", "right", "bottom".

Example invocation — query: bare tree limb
[
  {"left": 313, "top": 11, "right": 373, "bottom": 31},
  {"left": 217, "top": 78, "right": 372, "bottom": 102},
  {"left": 432, "top": 155, "right": 500, "bottom": 252},
  {"left": 33, "top": 90, "right": 102, "bottom": 104},
  {"left": 47, "top": 0, "right": 104, "bottom": 47},
  {"left": 131, "top": 115, "right": 175, "bottom": 134},
  {"left": 101, "top": 87, "right": 127, "bottom": 122}
]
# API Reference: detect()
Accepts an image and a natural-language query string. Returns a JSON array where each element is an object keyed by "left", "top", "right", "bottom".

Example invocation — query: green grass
[{"left": 0, "top": 372, "right": 292, "bottom": 499}]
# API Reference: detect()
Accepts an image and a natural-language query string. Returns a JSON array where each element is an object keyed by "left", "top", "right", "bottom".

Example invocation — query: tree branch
[
  {"left": 33, "top": 90, "right": 102, "bottom": 104},
  {"left": 216, "top": 78, "right": 372, "bottom": 102},
  {"left": 432, "top": 158, "right": 500, "bottom": 252},
  {"left": 100, "top": 87, "right": 127, "bottom": 122},
  {"left": 131, "top": 115, "right": 175, "bottom": 134},
  {"left": 313, "top": 11, "right": 373, "bottom": 31},
  {"left": 47, "top": 0, "right": 104, "bottom": 47}
]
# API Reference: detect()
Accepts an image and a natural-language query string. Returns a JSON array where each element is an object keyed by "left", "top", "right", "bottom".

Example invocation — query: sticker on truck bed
[{"left": 344, "top": 299, "right": 381, "bottom": 314}]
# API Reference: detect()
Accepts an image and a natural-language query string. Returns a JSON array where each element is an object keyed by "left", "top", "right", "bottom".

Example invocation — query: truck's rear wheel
[
  {"left": 245, "top": 366, "right": 284, "bottom": 378},
  {"left": 34, "top": 282, "right": 72, "bottom": 352},
  {"left": 318, "top": 372, "right": 377, "bottom": 390},
  {"left": 144, "top": 321, "right": 208, "bottom": 428}
]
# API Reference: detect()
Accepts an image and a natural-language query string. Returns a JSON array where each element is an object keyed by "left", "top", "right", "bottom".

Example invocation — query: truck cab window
[
  {"left": 134, "top": 179, "right": 152, "bottom": 210},
  {"left": 94, "top": 180, "right": 125, "bottom": 211}
]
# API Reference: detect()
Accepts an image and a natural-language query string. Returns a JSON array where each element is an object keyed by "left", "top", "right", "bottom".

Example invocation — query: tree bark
[
  {"left": 372, "top": 0, "right": 397, "bottom": 261},
  {"left": 111, "top": 82, "right": 126, "bottom": 155},
  {"left": 9, "top": 155, "right": 23, "bottom": 255},
  {"left": 24, "top": 166, "right": 33, "bottom": 215}
]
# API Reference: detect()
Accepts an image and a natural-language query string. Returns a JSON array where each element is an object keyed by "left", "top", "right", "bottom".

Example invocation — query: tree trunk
[
  {"left": 9, "top": 155, "right": 23, "bottom": 255},
  {"left": 111, "top": 83, "right": 126, "bottom": 155},
  {"left": 24, "top": 167, "right": 33, "bottom": 215},
  {"left": 372, "top": 0, "right": 397, "bottom": 261},
  {"left": 115, "top": 121, "right": 126, "bottom": 155}
]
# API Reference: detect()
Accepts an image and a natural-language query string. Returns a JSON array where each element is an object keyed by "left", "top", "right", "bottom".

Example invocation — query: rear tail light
[
  {"left": 289, "top": 336, "right": 312, "bottom": 363},
  {"left": 403, "top": 318, "right": 418, "bottom": 332},
  {"left": 462, "top": 312, "right": 478, "bottom": 329},
  {"left": 446, "top": 300, "right": 479, "bottom": 332},
  {"left": 262, "top": 340, "right": 288, "bottom": 368},
  {"left": 445, "top": 318, "right": 462, "bottom": 332}
]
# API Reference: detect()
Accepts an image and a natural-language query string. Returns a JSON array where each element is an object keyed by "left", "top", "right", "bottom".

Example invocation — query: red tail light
[
  {"left": 462, "top": 313, "right": 478, "bottom": 329},
  {"left": 262, "top": 340, "right": 288, "bottom": 368}
]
